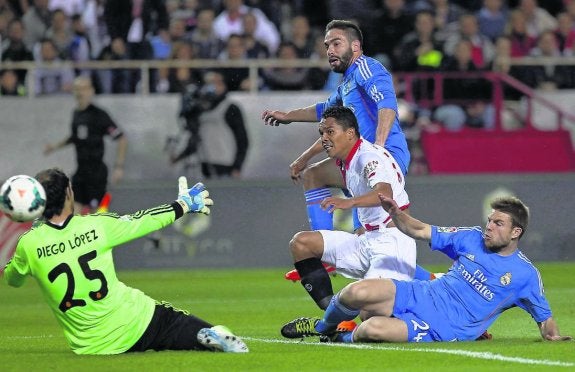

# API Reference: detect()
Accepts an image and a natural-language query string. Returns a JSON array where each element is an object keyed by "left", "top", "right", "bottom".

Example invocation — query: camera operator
[{"left": 171, "top": 71, "right": 249, "bottom": 179}]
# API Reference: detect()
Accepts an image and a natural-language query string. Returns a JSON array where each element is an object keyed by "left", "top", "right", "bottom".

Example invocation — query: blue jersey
[
  {"left": 315, "top": 55, "right": 410, "bottom": 175},
  {"left": 395, "top": 226, "right": 552, "bottom": 341}
]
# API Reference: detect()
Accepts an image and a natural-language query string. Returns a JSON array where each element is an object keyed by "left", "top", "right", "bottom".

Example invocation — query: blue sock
[
  {"left": 352, "top": 208, "right": 361, "bottom": 231},
  {"left": 316, "top": 294, "right": 360, "bottom": 334},
  {"left": 414, "top": 265, "right": 432, "bottom": 280},
  {"left": 305, "top": 188, "right": 333, "bottom": 230},
  {"left": 338, "top": 331, "right": 354, "bottom": 343}
]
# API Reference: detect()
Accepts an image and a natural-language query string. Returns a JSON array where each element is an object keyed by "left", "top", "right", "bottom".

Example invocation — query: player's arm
[
  {"left": 375, "top": 108, "right": 396, "bottom": 147},
  {"left": 44, "top": 136, "right": 72, "bottom": 155},
  {"left": 538, "top": 317, "right": 572, "bottom": 341},
  {"left": 378, "top": 193, "right": 431, "bottom": 241},
  {"left": 3, "top": 248, "right": 29, "bottom": 288},
  {"left": 289, "top": 138, "right": 324, "bottom": 183},
  {"left": 321, "top": 182, "right": 391, "bottom": 211},
  {"left": 262, "top": 104, "right": 317, "bottom": 126},
  {"left": 111, "top": 134, "right": 127, "bottom": 184}
]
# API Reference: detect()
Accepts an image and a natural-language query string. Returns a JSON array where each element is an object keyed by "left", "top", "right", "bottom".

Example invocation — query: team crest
[
  {"left": 342, "top": 80, "right": 352, "bottom": 95},
  {"left": 500, "top": 272, "right": 512, "bottom": 286},
  {"left": 437, "top": 226, "right": 458, "bottom": 233},
  {"left": 363, "top": 160, "right": 379, "bottom": 179}
]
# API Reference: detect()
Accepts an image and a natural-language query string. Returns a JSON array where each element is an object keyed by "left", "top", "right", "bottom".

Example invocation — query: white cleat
[{"left": 197, "top": 325, "right": 249, "bottom": 353}]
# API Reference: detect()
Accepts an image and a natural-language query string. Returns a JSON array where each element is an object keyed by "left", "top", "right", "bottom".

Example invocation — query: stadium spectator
[
  {"left": 368, "top": 0, "right": 414, "bottom": 69},
  {"left": 104, "top": 0, "right": 169, "bottom": 91},
  {"left": 287, "top": 14, "right": 315, "bottom": 58},
  {"left": 277, "top": 106, "right": 417, "bottom": 312},
  {"left": 217, "top": 33, "right": 252, "bottom": 91},
  {"left": 443, "top": 13, "right": 496, "bottom": 69},
  {"left": 44, "top": 8, "right": 73, "bottom": 59},
  {"left": 44, "top": 76, "right": 127, "bottom": 214},
  {"left": 1, "top": 18, "right": 34, "bottom": 85},
  {"left": 527, "top": 30, "right": 575, "bottom": 90},
  {"left": 95, "top": 37, "right": 132, "bottom": 94},
  {"left": 34, "top": 38, "right": 74, "bottom": 95},
  {"left": 3, "top": 167, "right": 249, "bottom": 354},
  {"left": 21, "top": 0, "right": 51, "bottom": 51},
  {"left": 554, "top": 12, "right": 575, "bottom": 56},
  {"left": 476, "top": 0, "right": 509, "bottom": 42},
  {"left": 518, "top": 0, "right": 558, "bottom": 38},
  {"left": 155, "top": 41, "right": 202, "bottom": 94},
  {"left": 212, "top": 0, "right": 280, "bottom": 54},
  {"left": 188, "top": 7, "right": 224, "bottom": 59},
  {"left": 490, "top": 35, "right": 534, "bottom": 100},
  {"left": 395, "top": 10, "right": 444, "bottom": 71},
  {"left": 0, "top": 68, "right": 26, "bottom": 96},
  {"left": 434, "top": 39, "right": 493, "bottom": 131},
  {"left": 69, "top": 14, "right": 92, "bottom": 77},
  {"left": 283, "top": 194, "right": 572, "bottom": 344},
  {"left": 505, "top": 9, "right": 537, "bottom": 57},
  {"left": 241, "top": 10, "right": 270, "bottom": 59},
  {"left": 425, "top": 0, "right": 466, "bottom": 43},
  {"left": 262, "top": 41, "right": 309, "bottom": 90}
]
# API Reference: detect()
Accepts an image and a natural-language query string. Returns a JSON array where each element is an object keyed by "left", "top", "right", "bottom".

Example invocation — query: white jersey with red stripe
[{"left": 339, "top": 138, "right": 409, "bottom": 230}]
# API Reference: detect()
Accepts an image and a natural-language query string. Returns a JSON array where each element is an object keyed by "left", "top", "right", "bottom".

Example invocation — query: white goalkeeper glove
[{"left": 176, "top": 176, "right": 213, "bottom": 215}]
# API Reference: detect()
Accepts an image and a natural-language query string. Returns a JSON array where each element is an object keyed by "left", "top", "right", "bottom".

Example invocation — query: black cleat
[{"left": 280, "top": 317, "right": 321, "bottom": 339}]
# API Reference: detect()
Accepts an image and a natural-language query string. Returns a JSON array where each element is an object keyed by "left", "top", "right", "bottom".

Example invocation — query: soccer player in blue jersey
[
  {"left": 262, "top": 19, "right": 433, "bottom": 282},
  {"left": 283, "top": 194, "right": 571, "bottom": 343}
]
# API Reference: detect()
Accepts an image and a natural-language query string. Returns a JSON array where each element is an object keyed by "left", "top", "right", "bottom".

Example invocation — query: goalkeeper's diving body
[{"left": 2, "top": 167, "right": 248, "bottom": 354}]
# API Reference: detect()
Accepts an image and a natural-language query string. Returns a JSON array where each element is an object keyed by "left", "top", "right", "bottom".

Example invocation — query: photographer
[{"left": 171, "top": 71, "right": 249, "bottom": 179}]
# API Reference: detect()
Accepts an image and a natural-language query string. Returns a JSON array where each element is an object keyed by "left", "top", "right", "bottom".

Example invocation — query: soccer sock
[
  {"left": 414, "top": 264, "right": 433, "bottom": 280},
  {"left": 352, "top": 208, "right": 361, "bottom": 231},
  {"left": 305, "top": 188, "right": 333, "bottom": 230},
  {"left": 316, "top": 294, "right": 360, "bottom": 334},
  {"left": 295, "top": 257, "right": 334, "bottom": 310}
]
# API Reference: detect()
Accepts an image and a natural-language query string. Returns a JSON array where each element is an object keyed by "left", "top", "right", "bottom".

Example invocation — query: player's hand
[
  {"left": 289, "top": 157, "right": 307, "bottom": 183},
  {"left": 545, "top": 334, "right": 572, "bottom": 341},
  {"left": 176, "top": 176, "right": 213, "bottom": 215},
  {"left": 262, "top": 110, "right": 291, "bottom": 126},
  {"left": 320, "top": 197, "right": 353, "bottom": 213},
  {"left": 378, "top": 193, "right": 400, "bottom": 216}
]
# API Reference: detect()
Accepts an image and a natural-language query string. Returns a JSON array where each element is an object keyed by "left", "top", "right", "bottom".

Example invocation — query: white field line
[
  {"left": 3, "top": 334, "right": 573, "bottom": 367},
  {"left": 243, "top": 337, "right": 575, "bottom": 368}
]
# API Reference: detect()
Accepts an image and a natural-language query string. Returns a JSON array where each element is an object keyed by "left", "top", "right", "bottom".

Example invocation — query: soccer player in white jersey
[
  {"left": 289, "top": 194, "right": 571, "bottom": 343},
  {"left": 281, "top": 105, "right": 416, "bottom": 336}
]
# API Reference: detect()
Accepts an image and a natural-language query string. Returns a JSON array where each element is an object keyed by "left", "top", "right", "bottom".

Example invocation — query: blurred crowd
[{"left": 1, "top": 0, "right": 574, "bottom": 97}]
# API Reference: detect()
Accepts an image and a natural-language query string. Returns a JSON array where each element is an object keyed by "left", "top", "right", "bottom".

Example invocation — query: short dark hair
[
  {"left": 325, "top": 19, "right": 363, "bottom": 46},
  {"left": 35, "top": 168, "right": 70, "bottom": 219},
  {"left": 490, "top": 196, "right": 530, "bottom": 239},
  {"left": 322, "top": 106, "right": 359, "bottom": 136}
]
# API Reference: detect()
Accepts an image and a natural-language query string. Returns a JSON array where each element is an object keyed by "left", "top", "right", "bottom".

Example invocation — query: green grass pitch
[{"left": 1, "top": 263, "right": 573, "bottom": 371}]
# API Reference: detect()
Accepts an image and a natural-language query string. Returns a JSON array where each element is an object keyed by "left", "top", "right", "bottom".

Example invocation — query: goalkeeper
[{"left": 2, "top": 167, "right": 248, "bottom": 354}]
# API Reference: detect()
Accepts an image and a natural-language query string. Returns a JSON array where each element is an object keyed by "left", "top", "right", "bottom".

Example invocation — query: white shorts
[{"left": 319, "top": 228, "right": 416, "bottom": 281}]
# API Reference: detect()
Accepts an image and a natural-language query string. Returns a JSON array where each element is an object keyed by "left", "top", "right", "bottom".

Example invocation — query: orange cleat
[
  {"left": 336, "top": 320, "right": 358, "bottom": 332},
  {"left": 96, "top": 192, "right": 112, "bottom": 213},
  {"left": 285, "top": 263, "right": 337, "bottom": 282}
]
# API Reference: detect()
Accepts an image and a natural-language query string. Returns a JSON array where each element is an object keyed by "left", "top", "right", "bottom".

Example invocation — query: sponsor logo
[
  {"left": 362, "top": 160, "right": 379, "bottom": 179},
  {"left": 464, "top": 254, "right": 475, "bottom": 261},
  {"left": 457, "top": 264, "right": 494, "bottom": 300}
]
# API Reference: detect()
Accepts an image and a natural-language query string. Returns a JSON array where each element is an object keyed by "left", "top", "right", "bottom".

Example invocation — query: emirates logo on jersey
[{"left": 362, "top": 160, "right": 379, "bottom": 179}]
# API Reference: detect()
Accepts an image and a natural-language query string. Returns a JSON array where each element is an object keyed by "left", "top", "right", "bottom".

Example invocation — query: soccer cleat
[
  {"left": 197, "top": 325, "right": 249, "bottom": 353},
  {"left": 319, "top": 320, "right": 358, "bottom": 343},
  {"left": 336, "top": 320, "right": 357, "bottom": 333},
  {"left": 476, "top": 330, "right": 493, "bottom": 341},
  {"left": 96, "top": 192, "right": 112, "bottom": 213},
  {"left": 280, "top": 317, "right": 321, "bottom": 338},
  {"left": 284, "top": 263, "right": 337, "bottom": 282}
]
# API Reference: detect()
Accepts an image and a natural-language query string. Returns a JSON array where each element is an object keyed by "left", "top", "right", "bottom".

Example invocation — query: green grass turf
[{"left": 1, "top": 263, "right": 573, "bottom": 371}]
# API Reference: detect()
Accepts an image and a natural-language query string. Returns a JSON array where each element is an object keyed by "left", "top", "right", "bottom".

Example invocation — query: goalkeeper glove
[{"left": 176, "top": 176, "right": 213, "bottom": 215}]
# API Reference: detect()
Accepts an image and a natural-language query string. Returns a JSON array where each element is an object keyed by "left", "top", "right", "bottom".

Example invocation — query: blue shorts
[{"left": 392, "top": 280, "right": 457, "bottom": 342}]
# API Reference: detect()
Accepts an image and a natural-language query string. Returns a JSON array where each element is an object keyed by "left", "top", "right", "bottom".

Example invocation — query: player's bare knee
[
  {"left": 289, "top": 231, "right": 319, "bottom": 259},
  {"left": 341, "top": 280, "right": 372, "bottom": 307}
]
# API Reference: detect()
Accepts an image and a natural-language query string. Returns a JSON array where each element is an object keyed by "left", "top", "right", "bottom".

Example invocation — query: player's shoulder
[{"left": 353, "top": 55, "right": 389, "bottom": 80}]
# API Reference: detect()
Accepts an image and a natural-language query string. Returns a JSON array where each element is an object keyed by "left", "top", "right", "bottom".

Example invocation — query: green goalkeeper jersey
[{"left": 3, "top": 203, "right": 180, "bottom": 355}]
